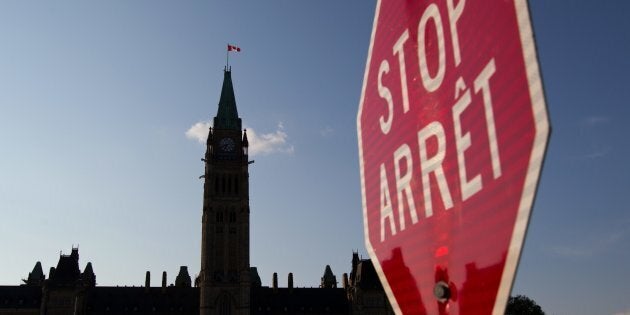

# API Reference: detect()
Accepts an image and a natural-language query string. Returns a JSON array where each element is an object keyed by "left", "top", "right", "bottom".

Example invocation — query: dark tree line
[{"left": 505, "top": 295, "right": 546, "bottom": 315}]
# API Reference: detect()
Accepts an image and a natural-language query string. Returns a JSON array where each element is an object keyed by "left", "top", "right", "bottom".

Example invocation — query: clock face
[{"left": 219, "top": 137, "right": 235, "bottom": 152}]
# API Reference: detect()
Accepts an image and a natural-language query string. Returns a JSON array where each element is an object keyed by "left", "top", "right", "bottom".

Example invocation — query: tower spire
[
  {"left": 213, "top": 69, "right": 242, "bottom": 131},
  {"left": 201, "top": 68, "right": 250, "bottom": 315}
]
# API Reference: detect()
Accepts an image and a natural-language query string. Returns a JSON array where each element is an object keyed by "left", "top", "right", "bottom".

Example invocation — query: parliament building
[{"left": 0, "top": 69, "right": 393, "bottom": 315}]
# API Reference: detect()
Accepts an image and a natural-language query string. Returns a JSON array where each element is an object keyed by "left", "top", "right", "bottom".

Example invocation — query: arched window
[
  {"left": 221, "top": 175, "right": 230, "bottom": 194},
  {"left": 219, "top": 294, "right": 232, "bottom": 315}
]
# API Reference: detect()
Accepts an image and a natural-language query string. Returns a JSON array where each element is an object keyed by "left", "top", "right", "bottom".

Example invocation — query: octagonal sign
[{"left": 357, "top": 1, "right": 549, "bottom": 314}]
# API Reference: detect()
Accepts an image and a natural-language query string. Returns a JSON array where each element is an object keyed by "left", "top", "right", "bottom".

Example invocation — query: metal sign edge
[
  {"left": 356, "top": 0, "right": 403, "bottom": 314},
  {"left": 491, "top": 0, "right": 551, "bottom": 314}
]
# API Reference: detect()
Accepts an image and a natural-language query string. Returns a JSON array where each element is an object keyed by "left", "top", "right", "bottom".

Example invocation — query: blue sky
[{"left": 0, "top": 1, "right": 628, "bottom": 315}]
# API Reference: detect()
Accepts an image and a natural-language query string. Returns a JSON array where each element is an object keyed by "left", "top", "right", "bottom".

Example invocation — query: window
[
  {"left": 221, "top": 176, "right": 230, "bottom": 194},
  {"left": 219, "top": 295, "right": 232, "bottom": 315}
]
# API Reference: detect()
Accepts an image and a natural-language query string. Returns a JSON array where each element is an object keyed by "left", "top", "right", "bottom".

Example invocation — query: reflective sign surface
[{"left": 357, "top": 1, "right": 549, "bottom": 314}]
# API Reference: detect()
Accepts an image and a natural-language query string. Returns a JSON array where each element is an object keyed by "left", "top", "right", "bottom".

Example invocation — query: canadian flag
[{"left": 227, "top": 44, "right": 241, "bottom": 52}]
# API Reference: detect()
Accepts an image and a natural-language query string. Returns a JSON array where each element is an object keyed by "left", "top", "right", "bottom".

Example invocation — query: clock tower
[{"left": 200, "top": 68, "right": 251, "bottom": 315}]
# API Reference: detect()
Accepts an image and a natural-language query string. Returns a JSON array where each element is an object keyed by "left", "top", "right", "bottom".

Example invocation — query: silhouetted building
[
  {"left": 23, "top": 262, "right": 44, "bottom": 287},
  {"left": 199, "top": 69, "right": 251, "bottom": 315},
  {"left": 346, "top": 254, "right": 391, "bottom": 315},
  {"left": 0, "top": 68, "right": 392, "bottom": 315},
  {"left": 321, "top": 266, "right": 338, "bottom": 289}
]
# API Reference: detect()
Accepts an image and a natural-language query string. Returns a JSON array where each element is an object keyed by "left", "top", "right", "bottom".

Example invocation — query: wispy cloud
[
  {"left": 570, "top": 115, "right": 612, "bottom": 160},
  {"left": 185, "top": 121, "right": 294, "bottom": 156},
  {"left": 320, "top": 126, "right": 334, "bottom": 137},
  {"left": 185, "top": 121, "right": 211, "bottom": 143},
  {"left": 548, "top": 228, "right": 626, "bottom": 258},
  {"left": 573, "top": 146, "right": 611, "bottom": 160},
  {"left": 246, "top": 122, "right": 294, "bottom": 156},
  {"left": 582, "top": 115, "right": 610, "bottom": 126},
  {"left": 549, "top": 246, "right": 594, "bottom": 258},
  {"left": 612, "top": 309, "right": 630, "bottom": 315}
]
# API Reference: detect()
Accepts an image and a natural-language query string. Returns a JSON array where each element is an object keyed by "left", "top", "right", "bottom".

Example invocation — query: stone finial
[
  {"left": 288, "top": 273, "right": 294, "bottom": 292},
  {"left": 272, "top": 272, "right": 278, "bottom": 292},
  {"left": 162, "top": 271, "right": 167, "bottom": 293}
]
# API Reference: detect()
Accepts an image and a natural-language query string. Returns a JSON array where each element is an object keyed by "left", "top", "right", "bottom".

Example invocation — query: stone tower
[{"left": 200, "top": 69, "right": 251, "bottom": 315}]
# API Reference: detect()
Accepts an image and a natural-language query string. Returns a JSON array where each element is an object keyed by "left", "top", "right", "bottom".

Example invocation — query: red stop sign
[{"left": 357, "top": 1, "right": 549, "bottom": 314}]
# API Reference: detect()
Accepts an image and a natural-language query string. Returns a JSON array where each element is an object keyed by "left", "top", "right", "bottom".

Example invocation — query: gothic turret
[
  {"left": 175, "top": 266, "right": 192, "bottom": 288},
  {"left": 49, "top": 248, "right": 81, "bottom": 285},
  {"left": 82, "top": 262, "right": 95, "bottom": 287},
  {"left": 23, "top": 261, "right": 45, "bottom": 286},
  {"left": 321, "top": 265, "right": 338, "bottom": 288}
]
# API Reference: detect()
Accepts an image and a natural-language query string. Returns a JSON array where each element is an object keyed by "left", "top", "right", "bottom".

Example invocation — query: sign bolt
[{"left": 433, "top": 281, "right": 451, "bottom": 302}]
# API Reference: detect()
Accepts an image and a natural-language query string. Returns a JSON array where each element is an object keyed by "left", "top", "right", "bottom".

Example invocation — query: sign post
[{"left": 357, "top": 1, "right": 549, "bottom": 314}]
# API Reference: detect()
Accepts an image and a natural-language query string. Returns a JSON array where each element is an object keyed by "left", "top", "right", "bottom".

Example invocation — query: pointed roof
[
  {"left": 30, "top": 262, "right": 44, "bottom": 279},
  {"left": 323, "top": 265, "right": 334, "bottom": 278},
  {"left": 84, "top": 262, "right": 94, "bottom": 275},
  {"left": 175, "top": 266, "right": 191, "bottom": 288},
  {"left": 250, "top": 267, "right": 262, "bottom": 287},
  {"left": 24, "top": 261, "right": 45, "bottom": 285},
  {"left": 83, "top": 262, "right": 96, "bottom": 287},
  {"left": 213, "top": 69, "right": 242, "bottom": 131},
  {"left": 320, "top": 265, "right": 337, "bottom": 288}
]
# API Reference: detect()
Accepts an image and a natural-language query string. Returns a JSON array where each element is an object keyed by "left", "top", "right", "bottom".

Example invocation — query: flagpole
[{"left": 226, "top": 43, "right": 229, "bottom": 69}]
